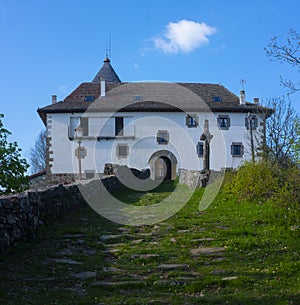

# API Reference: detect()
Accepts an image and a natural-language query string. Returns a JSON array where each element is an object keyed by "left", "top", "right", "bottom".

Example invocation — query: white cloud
[{"left": 153, "top": 20, "right": 216, "bottom": 54}]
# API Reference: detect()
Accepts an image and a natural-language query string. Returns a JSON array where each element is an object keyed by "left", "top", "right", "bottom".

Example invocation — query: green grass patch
[{"left": 0, "top": 180, "right": 299, "bottom": 304}]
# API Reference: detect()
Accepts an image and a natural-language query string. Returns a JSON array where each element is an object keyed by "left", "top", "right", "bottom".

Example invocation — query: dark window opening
[
  {"left": 245, "top": 116, "right": 258, "bottom": 130},
  {"left": 213, "top": 96, "right": 222, "bottom": 102},
  {"left": 186, "top": 115, "right": 198, "bottom": 128},
  {"left": 115, "top": 117, "right": 124, "bottom": 136},
  {"left": 231, "top": 142, "right": 244, "bottom": 157},
  {"left": 80, "top": 118, "right": 89, "bottom": 136},
  {"left": 196, "top": 142, "right": 204, "bottom": 157},
  {"left": 157, "top": 130, "right": 169, "bottom": 144},
  {"left": 217, "top": 115, "right": 230, "bottom": 130},
  {"left": 84, "top": 95, "right": 95, "bottom": 101}
]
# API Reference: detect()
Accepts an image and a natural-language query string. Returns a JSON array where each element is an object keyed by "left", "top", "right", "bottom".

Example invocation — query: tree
[
  {"left": 262, "top": 97, "right": 300, "bottom": 166},
  {"left": 265, "top": 29, "right": 300, "bottom": 94},
  {"left": 29, "top": 129, "right": 47, "bottom": 174},
  {"left": 0, "top": 114, "right": 29, "bottom": 194}
]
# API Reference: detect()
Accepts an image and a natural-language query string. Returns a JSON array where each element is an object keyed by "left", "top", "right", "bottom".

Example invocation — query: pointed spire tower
[{"left": 92, "top": 56, "right": 121, "bottom": 83}]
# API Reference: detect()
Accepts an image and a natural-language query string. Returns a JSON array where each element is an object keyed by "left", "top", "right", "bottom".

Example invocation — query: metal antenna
[
  {"left": 109, "top": 34, "right": 111, "bottom": 59},
  {"left": 104, "top": 46, "right": 109, "bottom": 58},
  {"left": 240, "top": 79, "right": 246, "bottom": 90}
]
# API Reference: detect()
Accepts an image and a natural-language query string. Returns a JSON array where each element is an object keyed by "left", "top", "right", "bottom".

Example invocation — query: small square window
[
  {"left": 157, "top": 130, "right": 169, "bottom": 144},
  {"left": 133, "top": 95, "right": 143, "bottom": 102},
  {"left": 116, "top": 144, "right": 129, "bottom": 158},
  {"left": 84, "top": 95, "right": 95, "bottom": 101},
  {"left": 231, "top": 142, "right": 244, "bottom": 157},
  {"left": 196, "top": 142, "right": 204, "bottom": 157},
  {"left": 245, "top": 116, "right": 258, "bottom": 130},
  {"left": 186, "top": 114, "right": 198, "bottom": 128},
  {"left": 218, "top": 115, "right": 230, "bottom": 130},
  {"left": 213, "top": 96, "right": 222, "bottom": 102}
]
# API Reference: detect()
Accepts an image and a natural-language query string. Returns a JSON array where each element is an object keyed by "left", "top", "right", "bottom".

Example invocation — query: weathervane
[
  {"left": 240, "top": 79, "right": 246, "bottom": 90},
  {"left": 104, "top": 35, "right": 112, "bottom": 59}
]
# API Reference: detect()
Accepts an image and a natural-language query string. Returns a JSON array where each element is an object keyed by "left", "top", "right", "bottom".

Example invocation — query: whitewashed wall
[{"left": 47, "top": 111, "right": 264, "bottom": 175}]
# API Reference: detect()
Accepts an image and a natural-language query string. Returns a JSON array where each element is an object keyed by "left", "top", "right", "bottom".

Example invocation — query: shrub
[{"left": 223, "top": 161, "right": 300, "bottom": 225}]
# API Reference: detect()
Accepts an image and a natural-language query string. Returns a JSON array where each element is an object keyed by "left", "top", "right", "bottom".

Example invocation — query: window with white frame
[
  {"left": 245, "top": 115, "right": 258, "bottom": 130},
  {"left": 186, "top": 114, "right": 198, "bottom": 128},
  {"left": 231, "top": 142, "right": 244, "bottom": 157},
  {"left": 116, "top": 144, "right": 129, "bottom": 158},
  {"left": 157, "top": 130, "right": 169, "bottom": 144},
  {"left": 196, "top": 142, "right": 204, "bottom": 157},
  {"left": 217, "top": 115, "right": 231, "bottom": 130}
]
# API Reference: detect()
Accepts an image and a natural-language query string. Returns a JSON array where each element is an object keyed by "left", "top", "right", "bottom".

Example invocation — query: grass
[{"left": 0, "top": 180, "right": 299, "bottom": 304}]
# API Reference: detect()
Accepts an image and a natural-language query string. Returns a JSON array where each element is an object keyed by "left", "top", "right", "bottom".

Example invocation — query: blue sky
[{"left": 0, "top": 0, "right": 299, "bottom": 165}]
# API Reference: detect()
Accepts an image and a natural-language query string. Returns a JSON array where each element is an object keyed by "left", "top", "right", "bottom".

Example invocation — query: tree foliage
[
  {"left": 0, "top": 114, "right": 29, "bottom": 194},
  {"left": 262, "top": 97, "right": 300, "bottom": 166},
  {"left": 265, "top": 29, "right": 300, "bottom": 94},
  {"left": 29, "top": 129, "right": 47, "bottom": 174}
]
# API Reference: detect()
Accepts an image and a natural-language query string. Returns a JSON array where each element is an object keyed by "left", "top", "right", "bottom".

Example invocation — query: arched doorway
[
  {"left": 155, "top": 156, "right": 172, "bottom": 181},
  {"left": 149, "top": 150, "right": 177, "bottom": 181}
]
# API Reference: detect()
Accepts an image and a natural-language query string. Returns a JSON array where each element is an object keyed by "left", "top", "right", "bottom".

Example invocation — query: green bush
[{"left": 223, "top": 161, "right": 300, "bottom": 225}]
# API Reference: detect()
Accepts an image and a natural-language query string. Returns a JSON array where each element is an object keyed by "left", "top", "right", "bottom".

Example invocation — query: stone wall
[
  {"left": 0, "top": 183, "right": 83, "bottom": 253},
  {"left": 0, "top": 167, "right": 150, "bottom": 253},
  {"left": 179, "top": 169, "right": 209, "bottom": 189}
]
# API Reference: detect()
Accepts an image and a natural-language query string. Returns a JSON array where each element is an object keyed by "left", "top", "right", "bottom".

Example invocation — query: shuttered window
[
  {"left": 196, "top": 142, "right": 204, "bottom": 157},
  {"left": 245, "top": 116, "right": 258, "bottom": 130},
  {"left": 116, "top": 144, "right": 129, "bottom": 158},
  {"left": 217, "top": 115, "right": 231, "bottom": 130},
  {"left": 186, "top": 114, "right": 198, "bottom": 128},
  {"left": 231, "top": 142, "right": 244, "bottom": 157},
  {"left": 157, "top": 130, "right": 169, "bottom": 144}
]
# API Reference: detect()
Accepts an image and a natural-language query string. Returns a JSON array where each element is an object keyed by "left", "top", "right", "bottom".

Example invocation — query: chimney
[
  {"left": 52, "top": 95, "right": 57, "bottom": 104},
  {"left": 100, "top": 79, "right": 105, "bottom": 98},
  {"left": 254, "top": 97, "right": 259, "bottom": 105},
  {"left": 239, "top": 90, "right": 246, "bottom": 105}
]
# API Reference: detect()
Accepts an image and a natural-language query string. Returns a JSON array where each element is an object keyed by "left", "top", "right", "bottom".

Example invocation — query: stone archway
[{"left": 148, "top": 150, "right": 177, "bottom": 181}]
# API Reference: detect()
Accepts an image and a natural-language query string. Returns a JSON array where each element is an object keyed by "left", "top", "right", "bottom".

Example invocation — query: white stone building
[{"left": 38, "top": 57, "right": 271, "bottom": 184}]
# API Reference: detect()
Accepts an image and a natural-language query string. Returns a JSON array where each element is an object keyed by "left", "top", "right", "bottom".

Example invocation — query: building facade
[{"left": 38, "top": 57, "right": 270, "bottom": 183}]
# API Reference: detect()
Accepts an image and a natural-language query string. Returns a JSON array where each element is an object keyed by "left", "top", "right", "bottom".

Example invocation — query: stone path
[{"left": 1, "top": 203, "right": 234, "bottom": 305}]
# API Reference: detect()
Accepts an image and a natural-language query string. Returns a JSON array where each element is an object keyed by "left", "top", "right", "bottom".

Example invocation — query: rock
[
  {"left": 157, "top": 264, "right": 189, "bottom": 270},
  {"left": 70, "top": 271, "right": 97, "bottom": 279},
  {"left": 210, "top": 270, "right": 226, "bottom": 275},
  {"left": 222, "top": 276, "right": 238, "bottom": 281},
  {"left": 99, "top": 234, "right": 122, "bottom": 242},
  {"left": 190, "top": 247, "right": 225, "bottom": 257},
  {"left": 51, "top": 258, "right": 83, "bottom": 265},
  {"left": 131, "top": 254, "right": 160, "bottom": 259},
  {"left": 192, "top": 238, "right": 215, "bottom": 242},
  {"left": 131, "top": 239, "right": 144, "bottom": 244},
  {"left": 88, "top": 280, "right": 145, "bottom": 288}
]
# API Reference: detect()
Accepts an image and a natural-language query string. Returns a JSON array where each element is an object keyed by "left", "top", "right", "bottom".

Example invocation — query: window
[
  {"left": 186, "top": 114, "right": 198, "bottom": 128},
  {"left": 157, "top": 130, "right": 169, "bottom": 144},
  {"left": 75, "top": 146, "right": 87, "bottom": 158},
  {"left": 80, "top": 118, "right": 89, "bottom": 136},
  {"left": 116, "top": 144, "right": 129, "bottom": 158},
  {"left": 245, "top": 116, "right": 258, "bottom": 130},
  {"left": 213, "top": 96, "right": 222, "bottom": 102},
  {"left": 115, "top": 117, "right": 124, "bottom": 136},
  {"left": 133, "top": 95, "right": 143, "bottom": 102},
  {"left": 196, "top": 142, "right": 204, "bottom": 157},
  {"left": 84, "top": 95, "right": 95, "bottom": 101},
  {"left": 217, "top": 115, "right": 230, "bottom": 130},
  {"left": 69, "top": 117, "right": 89, "bottom": 139},
  {"left": 231, "top": 142, "right": 244, "bottom": 157}
]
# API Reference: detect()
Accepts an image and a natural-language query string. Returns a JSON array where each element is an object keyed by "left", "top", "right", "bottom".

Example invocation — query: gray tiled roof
[
  {"left": 92, "top": 57, "right": 121, "bottom": 83},
  {"left": 38, "top": 82, "right": 271, "bottom": 124}
]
